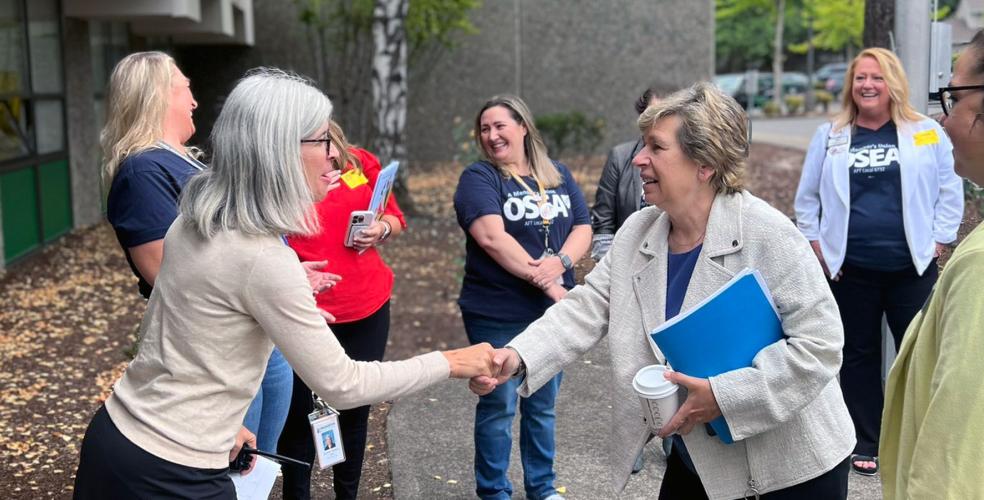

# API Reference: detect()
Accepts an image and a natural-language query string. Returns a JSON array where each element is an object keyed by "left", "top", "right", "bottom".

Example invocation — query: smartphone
[{"left": 344, "top": 210, "right": 374, "bottom": 248}]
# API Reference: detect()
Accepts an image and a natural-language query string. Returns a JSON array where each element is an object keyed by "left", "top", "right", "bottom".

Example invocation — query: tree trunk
[
  {"left": 863, "top": 0, "right": 895, "bottom": 49},
  {"left": 370, "top": 0, "right": 415, "bottom": 214},
  {"left": 772, "top": 0, "right": 785, "bottom": 110}
]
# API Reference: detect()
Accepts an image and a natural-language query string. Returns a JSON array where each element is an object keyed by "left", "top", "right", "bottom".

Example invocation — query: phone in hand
[{"left": 344, "top": 210, "right": 374, "bottom": 248}]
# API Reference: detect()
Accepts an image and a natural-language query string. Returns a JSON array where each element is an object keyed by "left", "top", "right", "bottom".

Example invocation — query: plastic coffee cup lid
[{"left": 632, "top": 365, "right": 678, "bottom": 399}]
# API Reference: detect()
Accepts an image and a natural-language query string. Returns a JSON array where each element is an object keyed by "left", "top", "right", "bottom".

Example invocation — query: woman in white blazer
[
  {"left": 794, "top": 48, "right": 963, "bottom": 477},
  {"left": 472, "top": 82, "right": 855, "bottom": 500}
]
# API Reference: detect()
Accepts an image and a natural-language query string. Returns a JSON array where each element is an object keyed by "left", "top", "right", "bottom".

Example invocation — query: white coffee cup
[{"left": 632, "top": 364, "right": 680, "bottom": 433}]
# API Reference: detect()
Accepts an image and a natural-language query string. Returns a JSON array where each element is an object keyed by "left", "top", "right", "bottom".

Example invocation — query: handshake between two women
[{"left": 441, "top": 345, "right": 521, "bottom": 384}]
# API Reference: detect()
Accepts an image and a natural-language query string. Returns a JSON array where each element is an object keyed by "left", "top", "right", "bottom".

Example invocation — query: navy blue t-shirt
[
  {"left": 106, "top": 148, "right": 202, "bottom": 299},
  {"left": 454, "top": 161, "right": 590, "bottom": 322},
  {"left": 845, "top": 121, "right": 911, "bottom": 271},
  {"left": 665, "top": 244, "right": 702, "bottom": 474}
]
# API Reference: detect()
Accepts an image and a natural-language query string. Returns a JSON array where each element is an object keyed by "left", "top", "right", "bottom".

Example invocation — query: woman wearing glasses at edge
[
  {"left": 278, "top": 121, "right": 405, "bottom": 500},
  {"left": 73, "top": 68, "right": 495, "bottom": 498},
  {"left": 472, "top": 83, "right": 854, "bottom": 499},
  {"left": 793, "top": 48, "right": 963, "bottom": 477},
  {"left": 100, "top": 52, "right": 338, "bottom": 458},
  {"left": 880, "top": 31, "right": 984, "bottom": 499}
]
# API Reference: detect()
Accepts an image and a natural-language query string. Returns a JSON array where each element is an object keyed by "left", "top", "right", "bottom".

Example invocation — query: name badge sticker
[
  {"left": 341, "top": 169, "right": 369, "bottom": 189},
  {"left": 914, "top": 129, "right": 939, "bottom": 146},
  {"left": 827, "top": 136, "right": 849, "bottom": 148}
]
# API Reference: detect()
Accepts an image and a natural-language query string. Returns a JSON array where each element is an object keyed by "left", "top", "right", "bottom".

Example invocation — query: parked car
[
  {"left": 824, "top": 73, "right": 846, "bottom": 96},
  {"left": 714, "top": 72, "right": 811, "bottom": 109},
  {"left": 814, "top": 62, "right": 849, "bottom": 86}
]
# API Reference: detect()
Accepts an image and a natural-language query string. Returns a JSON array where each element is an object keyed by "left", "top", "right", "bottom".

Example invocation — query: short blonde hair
[
  {"left": 99, "top": 51, "right": 176, "bottom": 187},
  {"left": 834, "top": 47, "right": 924, "bottom": 130},
  {"left": 637, "top": 82, "right": 747, "bottom": 194},
  {"left": 473, "top": 95, "right": 562, "bottom": 188}
]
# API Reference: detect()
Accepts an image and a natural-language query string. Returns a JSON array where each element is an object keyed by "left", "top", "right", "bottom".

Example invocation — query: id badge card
[{"left": 309, "top": 405, "right": 345, "bottom": 469}]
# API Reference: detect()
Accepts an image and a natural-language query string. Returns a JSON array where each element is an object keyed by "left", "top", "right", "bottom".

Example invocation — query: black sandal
[{"left": 850, "top": 454, "right": 879, "bottom": 476}]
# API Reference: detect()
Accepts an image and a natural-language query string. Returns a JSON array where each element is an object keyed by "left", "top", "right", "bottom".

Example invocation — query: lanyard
[
  {"left": 156, "top": 141, "right": 207, "bottom": 171},
  {"left": 508, "top": 170, "right": 553, "bottom": 254}
]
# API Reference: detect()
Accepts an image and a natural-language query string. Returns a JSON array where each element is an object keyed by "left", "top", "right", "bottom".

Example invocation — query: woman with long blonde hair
[
  {"left": 794, "top": 47, "right": 963, "bottom": 476},
  {"left": 102, "top": 51, "right": 200, "bottom": 298}
]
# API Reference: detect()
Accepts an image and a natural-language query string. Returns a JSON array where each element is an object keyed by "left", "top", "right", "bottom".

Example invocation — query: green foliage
[
  {"left": 715, "top": 0, "right": 808, "bottom": 73},
  {"left": 966, "top": 179, "right": 984, "bottom": 217},
  {"left": 534, "top": 112, "right": 605, "bottom": 157},
  {"left": 814, "top": 89, "right": 834, "bottom": 103},
  {"left": 451, "top": 115, "right": 482, "bottom": 165},
  {"left": 407, "top": 0, "right": 480, "bottom": 51},
  {"left": 295, "top": 0, "right": 373, "bottom": 38},
  {"left": 788, "top": 0, "right": 862, "bottom": 55},
  {"left": 784, "top": 94, "right": 805, "bottom": 114},
  {"left": 295, "top": 0, "right": 479, "bottom": 53}
]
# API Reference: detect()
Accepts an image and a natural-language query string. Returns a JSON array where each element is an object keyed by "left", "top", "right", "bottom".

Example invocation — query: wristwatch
[
  {"left": 505, "top": 346, "right": 526, "bottom": 379},
  {"left": 557, "top": 252, "right": 574, "bottom": 271},
  {"left": 378, "top": 219, "right": 393, "bottom": 243}
]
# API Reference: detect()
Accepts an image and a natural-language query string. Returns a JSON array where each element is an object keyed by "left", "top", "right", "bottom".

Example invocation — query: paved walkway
[
  {"left": 389, "top": 341, "right": 883, "bottom": 499},
  {"left": 750, "top": 114, "right": 831, "bottom": 151}
]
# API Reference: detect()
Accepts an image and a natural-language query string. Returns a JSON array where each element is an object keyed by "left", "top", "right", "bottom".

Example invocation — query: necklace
[
  {"left": 156, "top": 140, "right": 206, "bottom": 171},
  {"left": 669, "top": 229, "right": 705, "bottom": 251}
]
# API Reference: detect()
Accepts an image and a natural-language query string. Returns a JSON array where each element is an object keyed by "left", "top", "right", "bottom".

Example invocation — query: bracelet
[{"left": 378, "top": 219, "right": 393, "bottom": 243}]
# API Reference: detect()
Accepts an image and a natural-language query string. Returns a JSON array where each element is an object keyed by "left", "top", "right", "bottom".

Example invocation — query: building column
[{"left": 63, "top": 17, "right": 102, "bottom": 228}]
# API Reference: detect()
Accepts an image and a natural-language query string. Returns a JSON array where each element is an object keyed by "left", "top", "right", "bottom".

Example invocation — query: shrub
[
  {"left": 534, "top": 111, "right": 605, "bottom": 157},
  {"left": 814, "top": 90, "right": 834, "bottom": 113},
  {"left": 966, "top": 179, "right": 984, "bottom": 218},
  {"left": 762, "top": 100, "right": 781, "bottom": 117},
  {"left": 784, "top": 94, "right": 805, "bottom": 115},
  {"left": 451, "top": 115, "right": 482, "bottom": 165}
]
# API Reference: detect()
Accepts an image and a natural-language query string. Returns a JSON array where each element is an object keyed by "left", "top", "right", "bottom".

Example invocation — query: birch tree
[{"left": 370, "top": 0, "right": 412, "bottom": 210}]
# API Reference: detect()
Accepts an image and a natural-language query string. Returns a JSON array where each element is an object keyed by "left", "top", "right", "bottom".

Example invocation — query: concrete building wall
[
  {"left": 178, "top": 0, "right": 713, "bottom": 163},
  {"left": 408, "top": 0, "right": 715, "bottom": 162}
]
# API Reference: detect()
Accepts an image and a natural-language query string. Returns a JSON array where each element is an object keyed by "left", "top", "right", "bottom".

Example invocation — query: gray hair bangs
[{"left": 181, "top": 68, "right": 333, "bottom": 238}]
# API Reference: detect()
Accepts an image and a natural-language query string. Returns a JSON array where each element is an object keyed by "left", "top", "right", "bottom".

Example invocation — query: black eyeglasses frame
[{"left": 934, "top": 85, "right": 984, "bottom": 116}]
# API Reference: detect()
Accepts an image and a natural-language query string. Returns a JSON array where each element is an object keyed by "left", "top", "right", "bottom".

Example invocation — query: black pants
[
  {"left": 658, "top": 449, "right": 850, "bottom": 499},
  {"left": 278, "top": 302, "right": 390, "bottom": 500},
  {"left": 829, "top": 261, "right": 937, "bottom": 456},
  {"left": 74, "top": 406, "right": 235, "bottom": 499}
]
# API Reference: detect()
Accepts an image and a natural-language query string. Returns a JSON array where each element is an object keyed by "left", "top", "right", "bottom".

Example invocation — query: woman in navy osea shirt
[{"left": 453, "top": 95, "right": 591, "bottom": 500}]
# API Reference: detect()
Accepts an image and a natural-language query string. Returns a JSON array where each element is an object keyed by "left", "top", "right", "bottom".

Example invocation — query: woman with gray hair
[
  {"left": 72, "top": 69, "right": 495, "bottom": 499},
  {"left": 470, "top": 82, "right": 854, "bottom": 498}
]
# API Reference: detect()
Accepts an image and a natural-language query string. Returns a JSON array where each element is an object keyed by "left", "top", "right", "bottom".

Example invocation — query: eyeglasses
[
  {"left": 936, "top": 85, "right": 984, "bottom": 116},
  {"left": 301, "top": 135, "right": 332, "bottom": 154}
]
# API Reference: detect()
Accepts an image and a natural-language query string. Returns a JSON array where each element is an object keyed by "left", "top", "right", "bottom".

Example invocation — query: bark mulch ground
[{"left": 1, "top": 143, "right": 978, "bottom": 498}]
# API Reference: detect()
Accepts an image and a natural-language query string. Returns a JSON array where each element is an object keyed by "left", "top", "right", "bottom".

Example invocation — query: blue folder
[{"left": 648, "top": 268, "right": 784, "bottom": 444}]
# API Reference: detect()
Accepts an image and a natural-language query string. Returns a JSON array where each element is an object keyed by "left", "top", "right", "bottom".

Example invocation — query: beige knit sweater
[{"left": 105, "top": 216, "right": 449, "bottom": 469}]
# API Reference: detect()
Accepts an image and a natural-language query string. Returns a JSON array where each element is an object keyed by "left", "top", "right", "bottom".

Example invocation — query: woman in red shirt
[{"left": 278, "top": 121, "right": 406, "bottom": 499}]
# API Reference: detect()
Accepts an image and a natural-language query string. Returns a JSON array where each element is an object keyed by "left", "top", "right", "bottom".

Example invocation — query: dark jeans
[
  {"left": 829, "top": 261, "right": 937, "bottom": 456},
  {"left": 278, "top": 302, "right": 390, "bottom": 500},
  {"left": 658, "top": 449, "right": 850, "bottom": 499},
  {"left": 74, "top": 406, "right": 235, "bottom": 499}
]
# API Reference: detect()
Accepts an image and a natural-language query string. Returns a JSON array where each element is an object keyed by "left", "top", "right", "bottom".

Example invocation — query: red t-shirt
[{"left": 287, "top": 148, "right": 406, "bottom": 323}]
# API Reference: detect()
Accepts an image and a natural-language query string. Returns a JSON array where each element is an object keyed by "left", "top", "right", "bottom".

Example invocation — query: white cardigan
[
  {"left": 794, "top": 117, "right": 963, "bottom": 277},
  {"left": 509, "top": 192, "right": 854, "bottom": 500}
]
